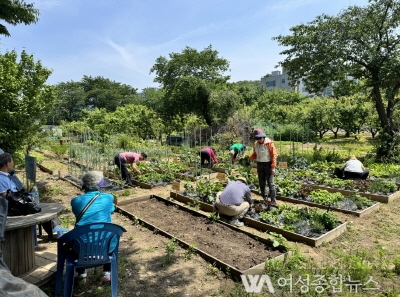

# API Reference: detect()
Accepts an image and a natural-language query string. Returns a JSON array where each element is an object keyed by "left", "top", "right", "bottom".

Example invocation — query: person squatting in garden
[
  {"left": 249, "top": 129, "right": 278, "bottom": 207},
  {"left": 199, "top": 147, "right": 219, "bottom": 168},
  {"left": 333, "top": 155, "right": 369, "bottom": 180},
  {"left": 114, "top": 152, "right": 147, "bottom": 187},
  {"left": 229, "top": 143, "right": 246, "bottom": 164},
  {"left": 0, "top": 152, "right": 60, "bottom": 238},
  {"left": 70, "top": 171, "right": 116, "bottom": 283},
  {"left": 213, "top": 177, "right": 254, "bottom": 227}
]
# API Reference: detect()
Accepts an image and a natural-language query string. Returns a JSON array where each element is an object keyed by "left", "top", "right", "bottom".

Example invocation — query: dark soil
[{"left": 118, "top": 197, "right": 283, "bottom": 271}]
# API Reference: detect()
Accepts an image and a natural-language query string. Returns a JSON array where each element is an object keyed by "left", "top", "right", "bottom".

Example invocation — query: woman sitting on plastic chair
[{"left": 70, "top": 171, "right": 115, "bottom": 283}]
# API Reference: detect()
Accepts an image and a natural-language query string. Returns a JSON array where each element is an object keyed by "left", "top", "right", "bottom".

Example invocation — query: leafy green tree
[
  {"left": 230, "top": 80, "right": 268, "bottom": 106},
  {"left": 255, "top": 89, "right": 307, "bottom": 124},
  {"left": 0, "top": 0, "right": 39, "bottom": 37},
  {"left": 139, "top": 87, "right": 165, "bottom": 113},
  {"left": 81, "top": 75, "right": 138, "bottom": 112},
  {"left": 273, "top": 0, "right": 400, "bottom": 160},
  {"left": 301, "top": 97, "right": 334, "bottom": 139},
  {"left": 209, "top": 89, "right": 241, "bottom": 126},
  {"left": 82, "top": 104, "right": 161, "bottom": 141},
  {"left": 150, "top": 45, "right": 230, "bottom": 126},
  {"left": 336, "top": 95, "right": 370, "bottom": 137},
  {"left": 52, "top": 81, "right": 86, "bottom": 123},
  {"left": 0, "top": 50, "right": 55, "bottom": 154}
]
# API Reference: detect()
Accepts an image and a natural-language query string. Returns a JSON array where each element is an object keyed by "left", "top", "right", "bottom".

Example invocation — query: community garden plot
[
  {"left": 278, "top": 168, "right": 400, "bottom": 204},
  {"left": 169, "top": 191, "right": 347, "bottom": 247},
  {"left": 308, "top": 184, "right": 400, "bottom": 204},
  {"left": 116, "top": 195, "right": 288, "bottom": 280}
]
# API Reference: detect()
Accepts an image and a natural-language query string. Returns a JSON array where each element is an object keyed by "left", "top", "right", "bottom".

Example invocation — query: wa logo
[{"left": 240, "top": 274, "right": 275, "bottom": 293}]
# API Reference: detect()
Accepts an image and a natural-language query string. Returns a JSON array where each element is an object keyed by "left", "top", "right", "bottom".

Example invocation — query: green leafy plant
[
  {"left": 392, "top": 257, "right": 400, "bottom": 276},
  {"left": 184, "top": 243, "right": 196, "bottom": 261},
  {"left": 268, "top": 232, "right": 288, "bottom": 248},
  {"left": 121, "top": 189, "right": 131, "bottom": 196},
  {"left": 163, "top": 238, "right": 177, "bottom": 267},
  {"left": 369, "top": 180, "right": 398, "bottom": 194},
  {"left": 188, "top": 198, "right": 201, "bottom": 210},
  {"left": 208, "top": 212, "right": 220, "bottom": 221},
  {"left": 309, "top": 189, "right": 344, "bottom": 208}
]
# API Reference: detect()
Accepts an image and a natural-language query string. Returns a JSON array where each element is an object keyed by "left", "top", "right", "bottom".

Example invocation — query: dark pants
[
  {"left": 114, "top": 154, "right": 132, "bottom": 185},
  {"left": 257, "top": 162, "right": 276, "bottom": 203},
  {"left": 334, "top": 168, "right": 369, "bottom": 180},
  {"left": 199, "top": 150, "right": 213, "bottom": 168},
  {"left": 41, "top": 218, "right": 61, "bottom": 238}
]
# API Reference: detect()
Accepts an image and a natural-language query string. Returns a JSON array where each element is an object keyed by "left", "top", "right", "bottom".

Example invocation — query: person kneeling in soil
[
  {"left": 333, "top": 155, "right": 369, "bottom": 180},
  {"left": 213, "top": 177, "right": 253, "bottom": 227},
  {"left": 70, "top": 171, "right": 116, "bottom": 283}
]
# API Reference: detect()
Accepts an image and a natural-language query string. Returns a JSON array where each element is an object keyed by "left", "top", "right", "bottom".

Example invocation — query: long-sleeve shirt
[
  {"left": 220, "top": 181, "right": 253, "bottom": 206},
  {"left": 119, "top": 152, "right": 141, "bottom": 164},
  {"left": 0, "top": 172, "right": 18, "bottom": 195},
  {"left": 249, "top": 138, "right": 278, "bottom": 168},
  {"left": 202, "top": 148, "right": 219, "bottom": 164}
]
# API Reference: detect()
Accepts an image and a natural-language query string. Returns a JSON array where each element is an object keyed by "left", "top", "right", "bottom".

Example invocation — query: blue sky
[{"left": 0, "top": 0, "right": 369, "bottom": 92}]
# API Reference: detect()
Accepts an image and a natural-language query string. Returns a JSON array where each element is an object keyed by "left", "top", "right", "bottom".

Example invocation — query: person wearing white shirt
[{"left": 334, "top": 155, "right": 369, "bottom": 180}]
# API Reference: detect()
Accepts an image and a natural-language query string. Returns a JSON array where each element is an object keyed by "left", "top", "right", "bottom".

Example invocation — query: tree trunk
[{"left": 372, "top": 84, "right": 396, "bottom": 160}]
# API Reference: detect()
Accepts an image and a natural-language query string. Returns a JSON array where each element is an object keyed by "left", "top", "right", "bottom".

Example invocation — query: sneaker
[
  {"left": 230, "top": 219, "right": 244, "bottom": 227},
  {"left": 102, "top": 271, "right": 111, "bottom": 282}
]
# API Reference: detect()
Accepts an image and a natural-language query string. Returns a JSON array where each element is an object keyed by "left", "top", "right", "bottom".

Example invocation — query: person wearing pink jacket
[
  {"left": 199, "top": 147, "right": 218, "bottom": 168},
  {"left": 114, "top": 152, "right": 147, "bottom": 186}
]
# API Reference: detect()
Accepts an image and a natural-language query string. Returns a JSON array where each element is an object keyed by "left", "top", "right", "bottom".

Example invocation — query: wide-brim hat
[
  {"left": 253, "top": 129, "right": 266, "bottom": 138},
  {"left": 236, "top": 177, "right": 248, "bottom": 185}
]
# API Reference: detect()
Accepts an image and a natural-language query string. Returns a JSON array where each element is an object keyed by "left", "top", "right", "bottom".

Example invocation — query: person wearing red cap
[{"left": 249, "top": 129, "right": 278, "bottom": 206}]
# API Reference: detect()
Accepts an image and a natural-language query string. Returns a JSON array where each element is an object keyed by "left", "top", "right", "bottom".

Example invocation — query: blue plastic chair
[{"left": 55, "top": 223, "right": 127, "bottom": 297}]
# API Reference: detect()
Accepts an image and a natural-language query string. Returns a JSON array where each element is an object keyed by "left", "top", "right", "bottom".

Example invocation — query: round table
[{"left": 0, "top": 203, "right": 63, "bottom": 276}]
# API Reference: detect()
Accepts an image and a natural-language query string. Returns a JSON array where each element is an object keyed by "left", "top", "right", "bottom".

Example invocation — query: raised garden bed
[
  {"left": 116, "top": 195, "right": 288, "bottom": 280},
  {"left": 211, "top": 167, "right": 238, "bottom": 174},
  {"left": 276, "top": 194, "right": 380, "bottom": 217},
  {"left": 308, "top": 184, "right": 400, "bottom": 203},
  {"left": 169, "top": 192, "right": 347, "bottom": 247},
  {"left": 154, "top": 169, "right": 218, "bottom": 181}
]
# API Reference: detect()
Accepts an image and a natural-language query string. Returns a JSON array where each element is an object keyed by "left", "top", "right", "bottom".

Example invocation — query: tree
[
  {"left": 0, "top": 50, "right": 55, "bottom": 154},
  {"left": 52, "top": 81, "right": 86, "bottom": 123},
  {"left": 255, "top": 89, "right": 307, "bottom": 124},
  {"left": 231, "top": 80, "right": 268, "bottom": 106},
  {"left": 81, "top": 76, "right": 138, "bottom": 112},
  {"left": 273, "top": 0, "right": 400, "bottom": 161},
  {"left": 301, "top": 98, "right": 334, "bottom": 139},
  {"left": 150, "top": 45, "right": 230, "bottom": 126},
  {"left": 0, "top": 0, "right": 39, "bottom": 37}
]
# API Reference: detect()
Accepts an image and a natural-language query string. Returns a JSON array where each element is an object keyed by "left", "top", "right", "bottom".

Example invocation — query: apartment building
[{"left": 260, "top": 68, "right": 333, "bottom": 97}]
